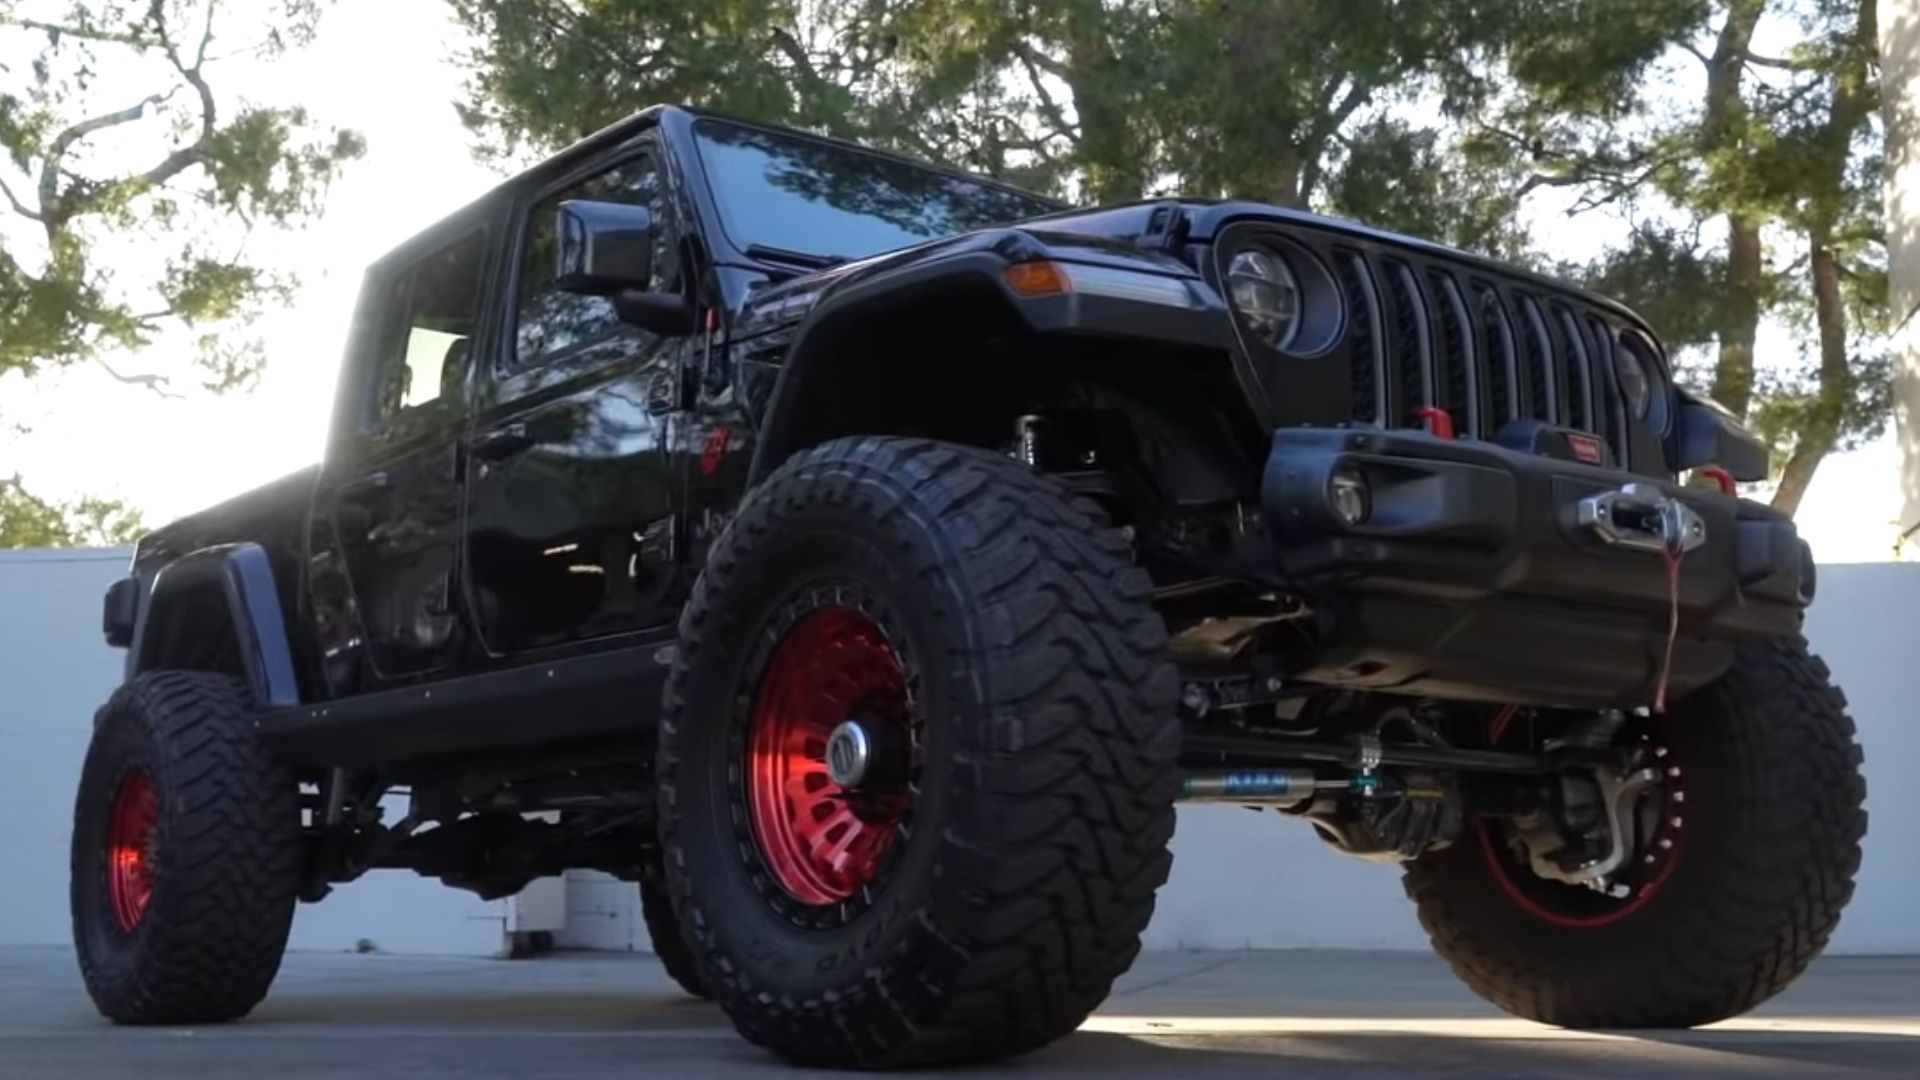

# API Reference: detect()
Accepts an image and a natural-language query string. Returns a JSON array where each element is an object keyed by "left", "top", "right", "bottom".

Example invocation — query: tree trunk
[
  {"left": 1770, "top": 228, "right": 1853, "bottom": 518},
  {"left": 1702, "top": 1, "right": 1764, "bottom": 418},
  {"left": 1713, "top": 215, "right": 1763, "bottom": 417},
  {"left": 1769, "top": 0, "right": 1876, "bottom": 519}
]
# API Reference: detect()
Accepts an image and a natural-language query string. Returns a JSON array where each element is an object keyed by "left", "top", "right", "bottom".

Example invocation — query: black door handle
[{"left": 471, "top": 422, "right": 536, "bottom": 461}]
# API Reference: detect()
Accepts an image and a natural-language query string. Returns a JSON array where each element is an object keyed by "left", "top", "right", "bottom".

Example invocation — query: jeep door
[
  {"left": 318, "top": 212, "right": 492, "bottom": 687},
  {"left": 462, "top": 143, "right": 690, "bottom": 655}
]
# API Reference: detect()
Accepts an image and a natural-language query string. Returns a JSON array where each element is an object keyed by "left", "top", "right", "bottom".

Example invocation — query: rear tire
[
  {"left": 71, "top": 671, "right": 301, "bottom": 1024},
  {"left": 659, "top": 437, "right": 1179, "bottom": 1067},
  {"left": 638, "top": 879, "right": 707, "bottom": 999},
  {"left": 1405, "top": 638, "right": 1867, "bottom": 1027}
]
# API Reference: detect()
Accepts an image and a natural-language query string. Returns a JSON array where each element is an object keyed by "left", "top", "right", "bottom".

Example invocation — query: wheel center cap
[{"left": 826, "top": 720, "right": 873, "bottom": 787}]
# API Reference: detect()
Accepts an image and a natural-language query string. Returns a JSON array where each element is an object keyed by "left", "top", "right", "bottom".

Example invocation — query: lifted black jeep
[{"left": 74, "top": 106, "right": 1865, "bottom": 1067}]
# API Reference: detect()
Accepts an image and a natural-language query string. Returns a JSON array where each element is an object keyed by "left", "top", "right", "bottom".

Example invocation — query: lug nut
[{"left": 1658, "top": 838, "right": 1673, "bottom": 850}]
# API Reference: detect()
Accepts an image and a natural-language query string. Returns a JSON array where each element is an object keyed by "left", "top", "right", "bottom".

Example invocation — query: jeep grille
[{"left": 1328, "top": 245, "right": 1634, "bottom": 459}]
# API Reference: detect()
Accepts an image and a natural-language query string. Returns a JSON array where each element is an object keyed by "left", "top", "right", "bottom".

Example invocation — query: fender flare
[
  {"left": 746, "top": 252, "right": 1014, "bottom": 487},
  {"left": 745, "top": 250, "right": 1232, "bottom": 486},
  {"left": 128, "top": 542, "right": 301, "bottom": 708}
]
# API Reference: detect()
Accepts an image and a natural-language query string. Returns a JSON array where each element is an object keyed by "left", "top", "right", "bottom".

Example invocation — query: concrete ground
[{"left": 2, "top": 947, "right": 1915, "bottom": 1078}]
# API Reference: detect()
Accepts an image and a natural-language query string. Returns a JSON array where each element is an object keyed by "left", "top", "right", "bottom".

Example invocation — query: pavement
[{"left": 1, "top": 946, "right": 1915, "bottom": 1078}]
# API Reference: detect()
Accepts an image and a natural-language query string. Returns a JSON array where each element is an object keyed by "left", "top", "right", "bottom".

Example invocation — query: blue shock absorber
[{"left": 1180, "top": 766, "right": 1319, "bottom": 806}]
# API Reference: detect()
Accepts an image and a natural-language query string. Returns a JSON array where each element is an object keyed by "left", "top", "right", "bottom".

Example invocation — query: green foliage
[
  {"left": 451, "top": 1, "right": 1555, "bottom": 228},
  {"left": 0, "top": 0, "right": 363, "bottom": 390},
  {"left": 0, "top": 474, "right": 143, "bottom": 546},
  {"left": 1328, "top": 119, "right": 1531, "bottom": 259},
  {"left": 1573, "top": 225, "right": 1730, "bottom": 351}
]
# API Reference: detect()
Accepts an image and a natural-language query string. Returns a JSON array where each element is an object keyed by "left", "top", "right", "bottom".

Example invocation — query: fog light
[{"left": 1329, "top": 468, "right": 1371, "bottom": 527}]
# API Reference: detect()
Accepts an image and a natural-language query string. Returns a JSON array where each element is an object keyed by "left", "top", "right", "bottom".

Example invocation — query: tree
[
  {"left": 2, "top": 0, "right": 363, "bottom": 549},
  {"left": 0, "top": 473, "right": 142, "bottom": 545},
  {"left": 1, "top": 0, "right": 364, "bottom": 393},
  {"left": 1476, "top": 0, "right": 1888, "bottom": 515},
  {"left": 450, "top": 0, "right": 1537, "bottom": 248}
]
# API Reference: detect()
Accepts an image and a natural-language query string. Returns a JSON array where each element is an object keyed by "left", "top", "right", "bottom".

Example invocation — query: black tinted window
[
  {"left": 515, "top": 153, "right": 675, "bottom": 368},
  {"left": 693, "top": 120, "right": 1058, "bottom": 262},
  {"left": 369, "top": 231, "right": 484, "bottom": 430}
]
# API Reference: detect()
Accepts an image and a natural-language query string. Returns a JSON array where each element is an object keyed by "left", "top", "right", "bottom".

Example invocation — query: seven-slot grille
[{"left": 1331, "top": 246, "right": 1629, "bottom": 459}]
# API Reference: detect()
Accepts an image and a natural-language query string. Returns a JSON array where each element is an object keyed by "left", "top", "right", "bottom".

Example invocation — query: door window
[
  {"left": 368, "top": 231, "right": 486, "bottom": 432},
  {"left": 512, "top": 152, "right": 678, "bottom": 370}
]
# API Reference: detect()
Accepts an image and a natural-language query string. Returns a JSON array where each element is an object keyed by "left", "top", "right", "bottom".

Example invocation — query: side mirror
[
  {"left": 554, "top": 199, "right": 656, "bottom": 295},
  {"left": 552, "top": 199, "right": 696, "bottom": 335}
]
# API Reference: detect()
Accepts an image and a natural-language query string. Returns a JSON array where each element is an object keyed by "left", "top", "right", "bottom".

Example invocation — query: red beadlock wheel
[
  {"left": 104, "top": 769, "right": 158, "bottom": 933},
  {"left": 746, "top": 606, "right": 914, "bottom": 906},
  {"left": 1477, "top": 735, "right": 1686, "bottom": 930}
]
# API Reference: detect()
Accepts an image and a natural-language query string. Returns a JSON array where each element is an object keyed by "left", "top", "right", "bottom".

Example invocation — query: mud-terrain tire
[
  {"left": 638, "top": 879, "right": 707, "bottom": 998},
  {"left": 71, "top": 671, "right": 301, "bottom": 1024},
  {"left": 1405, "top": 637, "right": 1867, "bottom": 1028},
  {"left": 658, "top": 436, "right": 1179, "bottom": 1067}
]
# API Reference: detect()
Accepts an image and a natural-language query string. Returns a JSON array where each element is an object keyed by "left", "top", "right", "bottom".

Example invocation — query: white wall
[
  {"left": 0, "top": 548, "right": 506, "bottom": 956},
  {"left": 3, "top": 549, "right": 1914, "bottom": 956}
]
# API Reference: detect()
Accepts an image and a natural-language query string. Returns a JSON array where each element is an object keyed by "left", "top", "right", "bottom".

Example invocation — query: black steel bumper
[{"left": 1259, "top": 428, "right": 1812, "bottom": 707}]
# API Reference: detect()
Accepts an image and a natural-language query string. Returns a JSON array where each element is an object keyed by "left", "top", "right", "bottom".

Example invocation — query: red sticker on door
[
  {"left": 1566, "top": 433, "right": 1604, "bottom": 465},
  {"left": 699, "top": 426, "right": 732, "bottom": 476}
]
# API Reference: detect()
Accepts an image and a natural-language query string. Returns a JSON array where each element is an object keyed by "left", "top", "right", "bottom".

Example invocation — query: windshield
[{"left": 693, "top": 119, "right": 1061, "bottom": 264}]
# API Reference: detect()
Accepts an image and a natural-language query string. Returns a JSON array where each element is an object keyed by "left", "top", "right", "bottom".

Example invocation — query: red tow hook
[
  {"left": 1698, "top": 466, "right": 1736, "bottom": 496},
  {"left": 1414, "top": 406, "right": 1455, "bottom": 440}
]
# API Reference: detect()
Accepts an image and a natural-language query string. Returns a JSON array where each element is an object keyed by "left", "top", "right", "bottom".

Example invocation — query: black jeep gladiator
[{"left": 74, "top": 105, "right": 1864, "bottom": 1067}]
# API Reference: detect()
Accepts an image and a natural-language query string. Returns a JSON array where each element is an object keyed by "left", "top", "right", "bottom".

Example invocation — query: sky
[{"left": 0, "top": 0, "right": 1909, "bottom": 562}]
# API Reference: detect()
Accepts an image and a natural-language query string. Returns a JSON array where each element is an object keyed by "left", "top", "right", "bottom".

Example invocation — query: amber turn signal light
[{"left": 1003, "top": 261, "right": 1072, "bottom": 297}]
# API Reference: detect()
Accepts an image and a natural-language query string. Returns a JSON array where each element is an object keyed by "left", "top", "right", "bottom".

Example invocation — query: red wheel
[
  {"left": 105, "top": 769, "right": 159, "bottom": 933},
  {"left": 1477, "top": 731, "right": 1685, "bottom": 930},
  {"left": 746, "top": 606, "right": 914, "bottom": 906},
  {"left": 1406, "top": 639, "right": 1866, "bottom": 1030}
]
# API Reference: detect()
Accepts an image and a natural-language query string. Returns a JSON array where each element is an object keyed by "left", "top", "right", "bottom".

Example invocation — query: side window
[
  {"left": 513, "top": 152, "right": 678, "bottom": 369},
  {"left": 369, "top": 231, "right": 486, "bottom": 431}
]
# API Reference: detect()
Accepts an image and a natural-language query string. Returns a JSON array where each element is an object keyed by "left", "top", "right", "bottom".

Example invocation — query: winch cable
[{"left": 1654, "top": 537, "right": 1685, "bottom": 714}]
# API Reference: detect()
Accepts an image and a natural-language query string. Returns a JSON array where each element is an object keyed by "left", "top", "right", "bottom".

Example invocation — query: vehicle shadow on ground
[
  {"left": 244, "top": 983, "right": 1920, "bottom": 1079},
  {"left": 1029, "top": 1030, "right": 1920, "bottom": 1078}
]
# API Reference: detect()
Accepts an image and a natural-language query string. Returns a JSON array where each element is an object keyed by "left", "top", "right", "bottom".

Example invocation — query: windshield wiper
[{"left": 746, "top": 243, "right": 848, "bottom": 270}]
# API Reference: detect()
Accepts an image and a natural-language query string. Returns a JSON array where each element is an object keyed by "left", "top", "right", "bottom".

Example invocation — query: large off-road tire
[
  {"left": 1406, "top": 637, "right": 1867, "bottom": 1028},
  {"left": 638, "top": 879, "right": 707, "bottom": 999},
  {"left": 71, "top": 671, "right": 301, "bottom": 1024},
  {"left": 658, "top": 436, "right": 1179, "bottom": 1068}
]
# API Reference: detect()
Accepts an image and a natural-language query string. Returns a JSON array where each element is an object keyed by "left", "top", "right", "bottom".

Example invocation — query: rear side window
[
  {"left": 513, "top": 152, "right": 677, "bottom": 370},
  {"left": 368, "top": 231, "right": 486, "bottom": 431}
]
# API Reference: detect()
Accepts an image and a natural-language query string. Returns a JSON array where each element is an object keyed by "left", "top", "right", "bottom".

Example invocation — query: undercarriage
[{"left": 298, "top": 681, "right": 1671, "bottom": 922}]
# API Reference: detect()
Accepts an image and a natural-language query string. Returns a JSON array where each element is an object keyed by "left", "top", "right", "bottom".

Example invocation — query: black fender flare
[
  {"left": 745, "top": 247, "right": 1232, "bottom": 487},
  {"left": 746, "top": 251, "right": 1015, "bottom": 487},
  {"left": 128, "top": 542, "right": 301, "bottom": 708}
]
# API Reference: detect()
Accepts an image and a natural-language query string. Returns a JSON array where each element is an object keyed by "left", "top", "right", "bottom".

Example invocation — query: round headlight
[
  {"left": 1226, "top": 248, "right": 1302, "bottom": 350},
  {"left": 1615, "top": 342, "right": 1654, "bottom": 419}
]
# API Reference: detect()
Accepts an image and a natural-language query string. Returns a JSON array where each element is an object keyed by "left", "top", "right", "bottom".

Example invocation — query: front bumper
[{"left": 1259, "top": 428, "right": 1812, "bottom": 706}]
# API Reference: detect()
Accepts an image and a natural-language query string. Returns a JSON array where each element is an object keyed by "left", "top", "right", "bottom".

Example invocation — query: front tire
[
  {"left": 1405, "top": 638, "right": 1867, "bottom": 1027},
  {"left": 659, "top": 437, "right": 1179, "bottom": 1067},
  {"left": 71, "top": 671, "right": 301, "bottom": 1024}
]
